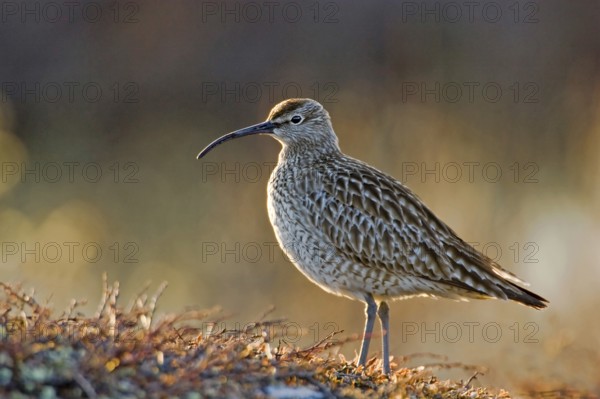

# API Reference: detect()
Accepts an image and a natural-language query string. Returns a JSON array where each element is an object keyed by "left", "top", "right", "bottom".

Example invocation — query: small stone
[
  {"left": 39, "top": 386, "right": 57, "bottom": 399},
  {"left": 264, "top": 385, "right": 325, "bottom": 399},
  {"left": 0, "top": 367, "right": 12, "bottom": 386}
]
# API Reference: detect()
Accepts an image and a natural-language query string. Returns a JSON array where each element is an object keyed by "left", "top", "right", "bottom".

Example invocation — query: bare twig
[
  {"left": 465, "top": 371, "right": 484, "bottom": 388},
  {"left": 146, "top": 281, "right": 168, "bottom": 329},
  {"left": 95, "top": 273, "right": 109, "bottom": 319},
  {"left": 73, "top": 370, "right": 98, "bottom": 399}
]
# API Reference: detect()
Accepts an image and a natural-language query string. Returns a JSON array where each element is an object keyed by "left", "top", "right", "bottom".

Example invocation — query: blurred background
[{"left": 1, "top": 0, "right": 599, "bottom": 392}]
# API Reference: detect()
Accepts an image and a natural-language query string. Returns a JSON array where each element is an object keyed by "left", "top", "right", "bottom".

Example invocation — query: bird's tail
[
  {"left": 490, "top": 264, "right": 548, "bottom": 309},
  {"left": 505, "top": 282, "right": 548, "bottom": 309}
]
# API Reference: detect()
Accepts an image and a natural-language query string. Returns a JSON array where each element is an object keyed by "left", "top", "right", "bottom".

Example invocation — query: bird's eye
[{"left": 290, "top": 115, "right": 303, "bottom": 124}]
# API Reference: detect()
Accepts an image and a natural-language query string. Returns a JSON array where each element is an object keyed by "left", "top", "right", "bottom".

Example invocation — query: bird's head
[{"left": 197, "top": 98, "right": 339, "bottom": 159}]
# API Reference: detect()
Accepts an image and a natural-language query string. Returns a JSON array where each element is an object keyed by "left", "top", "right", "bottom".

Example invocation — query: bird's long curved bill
[{"left": 197, "top": 121, "right": 275, "bottom": 159}]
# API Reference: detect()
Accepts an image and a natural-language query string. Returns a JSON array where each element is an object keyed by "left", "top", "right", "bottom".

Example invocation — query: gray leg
[
  {"left": 358, "top": 294, "right": 377, "bottom": 368},
  {"left": 378, "top": 301, "right": 391, "bottom": 374}
]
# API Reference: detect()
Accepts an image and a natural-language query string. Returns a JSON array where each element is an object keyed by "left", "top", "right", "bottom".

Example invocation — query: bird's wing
[{"left": 300, "top": 157, "right": 522, "bottom": 297}]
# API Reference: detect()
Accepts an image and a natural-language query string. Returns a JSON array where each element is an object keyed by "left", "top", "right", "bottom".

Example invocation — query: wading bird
[{"left": 197, "top": 98, "right": 547, "bottom": 374}]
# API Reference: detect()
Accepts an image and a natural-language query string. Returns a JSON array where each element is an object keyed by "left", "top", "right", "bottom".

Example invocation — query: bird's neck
[{"left": 278, "top": 142, "right": 341, "bottom": 165}]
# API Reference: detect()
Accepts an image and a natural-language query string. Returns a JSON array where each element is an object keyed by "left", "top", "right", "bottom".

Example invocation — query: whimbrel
[{"left": 197, "top": 99, "right": 548, "bottom": 374}]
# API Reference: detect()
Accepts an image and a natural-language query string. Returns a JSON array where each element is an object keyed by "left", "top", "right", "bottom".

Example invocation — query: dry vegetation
[{"left": 0, "top": 277, "right": 592, "bottom": 399}]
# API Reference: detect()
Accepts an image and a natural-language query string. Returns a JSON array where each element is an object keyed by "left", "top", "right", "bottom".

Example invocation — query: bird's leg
[
  {"left": 377, "top": 301, "right": 391, "bottom": 375},
  {"left": 358, "top": 294, "right": 377, "bottom": 369}
]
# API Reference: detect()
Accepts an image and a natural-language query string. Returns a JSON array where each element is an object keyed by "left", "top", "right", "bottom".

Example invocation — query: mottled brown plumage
[{"left": 197, "top": 98, "right": 548, "bottom": 374}]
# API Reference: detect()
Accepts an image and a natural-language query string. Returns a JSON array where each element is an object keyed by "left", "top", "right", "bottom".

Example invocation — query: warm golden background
[{"left": 1, "top": 0, "right": 599, "bottom": 392}]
